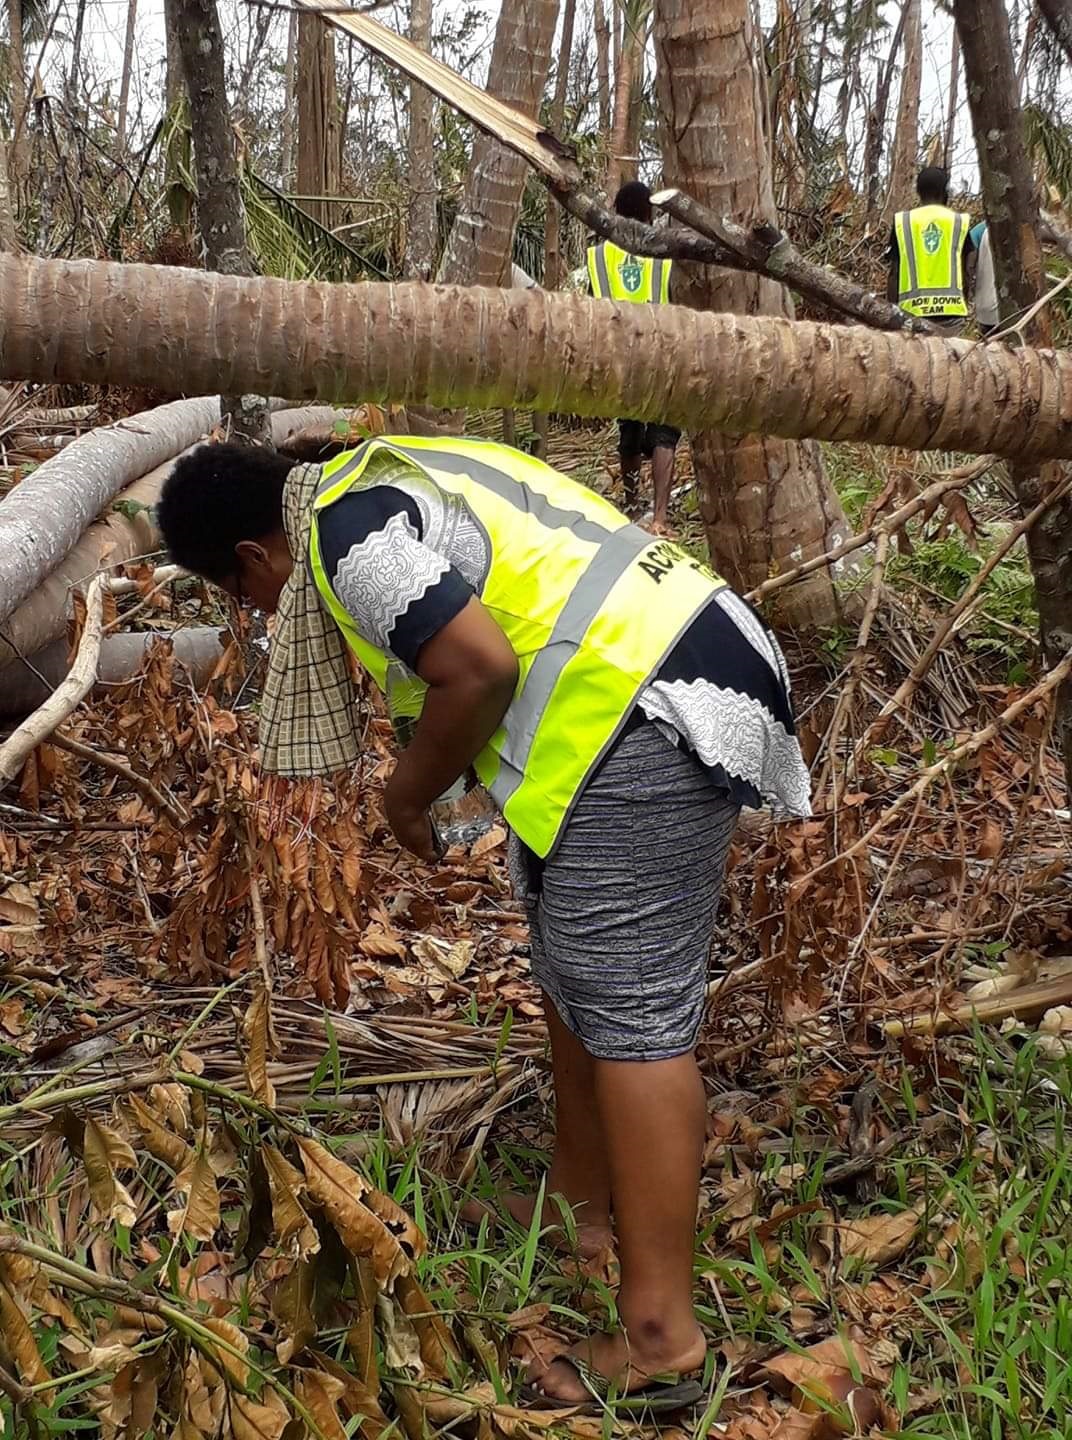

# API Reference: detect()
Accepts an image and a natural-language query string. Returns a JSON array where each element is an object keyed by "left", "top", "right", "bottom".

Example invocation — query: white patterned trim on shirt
[{"left": 332, "top": 510, "right": 452, "bottom": 653}]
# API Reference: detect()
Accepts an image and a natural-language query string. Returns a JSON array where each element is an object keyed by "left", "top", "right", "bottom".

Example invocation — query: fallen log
[
  {"left": 3, "top": 256, "right": 1072, "bottom": 460},
  {"left": 0, "top": 627, "right": 226, "bottom": 719},
  {"left": 0, "top": 395, "right": 224, "bottom": 631},
  {"left": 0, "top": 406, "right": 344, "bottom": 675}
]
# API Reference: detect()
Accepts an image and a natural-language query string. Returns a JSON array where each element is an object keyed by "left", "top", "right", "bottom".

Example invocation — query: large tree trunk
[
  {"left": 954, "top": 0, "right": 1072, "bottom": 794},
  {"left": 606, "top": 4, "right": 643, "bottom": 194},
  {"left": 116, "top": 0, "right": 138, "bottom": 148},
  {"left": 943, "top": 27, "right": 960, "bottom": 168},
  {"left": 880, "top": 0, "right": 922, "bottom": 229},
  {"left": 437, "top": 0, "right": 558, "bottom": 287},
  {"left": 403, "top": 0, "right": 437, "bottom": 280},
  {"left": 864, "top": 3, "right": 907, "bottom": 222},
  {"left": 280, "top": 11, "right": 298, "bottom": 185},
  {"left": 1037, "top": 0, "right": 1072, "bottom": 64},
  {"left": 653, "top": 0, "right": 853, "bottom": 628},
  {"left": 6, "top": 0, "right": 27, "bottom": 179},
  {"left": 593, "top": 0, "right": 612, "bottom": 135},
  {"left": 165, "top": 0, "right": 269, "bottom": 444},
  {"left": 7, "top": 258, "right": 1069, "bottom": 459},
  {"left": 296, "top": 15, "right": 341, "bottom": 228},
  {"left": 0, "top": 134, "right": 18, "bottom": 250},
  {"left": 0, "top": 396, "right": 224, "bottom": 630},
  {"left": 0, "top": 406, "right": 339, "bottom": 672}
]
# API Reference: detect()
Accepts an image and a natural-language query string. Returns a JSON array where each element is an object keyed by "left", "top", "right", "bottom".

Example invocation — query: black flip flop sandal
[{"left": 520, "top": 1355, "right": 705, "bottom": 1416}]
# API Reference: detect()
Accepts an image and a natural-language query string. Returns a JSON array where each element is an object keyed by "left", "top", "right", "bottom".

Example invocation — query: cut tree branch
[
  {"left": 649, "top": 187, "right": 938, "bottom": 335},
  {"left": 0, "top": 577, "right": 105, "bottom": 787}
]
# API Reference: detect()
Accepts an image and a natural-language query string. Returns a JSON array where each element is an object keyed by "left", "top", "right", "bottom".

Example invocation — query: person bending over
[{"left": 158, "top": 434, "right": 811, "bottom": 1410}]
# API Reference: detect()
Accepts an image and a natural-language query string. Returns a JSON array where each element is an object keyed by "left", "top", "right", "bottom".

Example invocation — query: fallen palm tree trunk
[
  {"left": 0, "top": 395, "right": 224, "bottom": 630},
  {"left": 3, "top": 255, "right": 1071, "bottom": 460},
  {"left": 0, "top": 627, "right": 226, "bottom": 719},
  {"left": 0, "top": 406, "right": 343, "bottom": 675}
]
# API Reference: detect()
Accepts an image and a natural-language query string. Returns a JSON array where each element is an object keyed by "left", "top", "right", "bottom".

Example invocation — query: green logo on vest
[
  {"left": 620, "top": 257, "right": 643, "bottom": 294},
  {"left": 922, "top": 221, "right": 942, "bottom": 255}
]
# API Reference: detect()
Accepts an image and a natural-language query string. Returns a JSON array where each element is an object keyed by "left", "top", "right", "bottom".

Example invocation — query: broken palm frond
[
  {"left": 288, "top": 0, "right": 934, "bottom": 336},
  {"left": 0, "top": 1030, "right": 466, "bottom": 1440}
]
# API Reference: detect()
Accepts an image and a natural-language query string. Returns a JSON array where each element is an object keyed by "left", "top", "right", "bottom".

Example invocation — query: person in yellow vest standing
[
  {"left": 159, "top": 437, "right": 811, "bottom": 1411},
  {"left": 887, "top": 166, "right": 976, "bottom": 334},
  {"left": 587, "top": 182, "right": 679, "bottom": 535}
]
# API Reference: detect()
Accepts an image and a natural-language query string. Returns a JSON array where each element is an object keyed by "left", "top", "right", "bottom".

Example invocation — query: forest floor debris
[{"left": 2, "top": 423, "right": 1071, "bottom": 1439}]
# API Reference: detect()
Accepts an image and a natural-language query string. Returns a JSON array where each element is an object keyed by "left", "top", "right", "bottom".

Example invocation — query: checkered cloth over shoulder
[{"left": 258, "top": 462, "right": 361, "bottom": 778}]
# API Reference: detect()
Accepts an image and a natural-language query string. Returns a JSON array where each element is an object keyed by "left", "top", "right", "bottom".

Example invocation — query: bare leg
[
  {"left": 650, "top": 444, "right": 676, "bottom": 534},
  {"left": 531, "top": 1051, "right": 706, "bottom": 1400},
  {"left": 462, "top": 993, "right": 613, "bottom": 1253}
]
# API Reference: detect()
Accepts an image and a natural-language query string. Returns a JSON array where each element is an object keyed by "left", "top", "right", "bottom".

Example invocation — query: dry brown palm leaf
[
  {"left": 83, "top": 1116, "right": 139, "bottom": 1229},
  {"left": 167, "top": 1148, "right": 221, "bottom": 1243},
  {"left": 296, "top": 1138, "right": 417, "bottom": 1287}
]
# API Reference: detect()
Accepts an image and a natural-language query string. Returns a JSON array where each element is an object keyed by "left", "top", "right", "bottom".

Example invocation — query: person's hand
[{"left": 384, "top": 776, "right": 439, "bottom": 862}]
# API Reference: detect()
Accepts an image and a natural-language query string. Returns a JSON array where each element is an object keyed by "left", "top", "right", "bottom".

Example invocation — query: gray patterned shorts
[{"left": 512, "top": 721, "right": 740, "bottom": 1061}]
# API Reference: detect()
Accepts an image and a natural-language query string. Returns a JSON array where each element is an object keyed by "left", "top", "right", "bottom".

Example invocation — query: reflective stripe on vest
[
  {"left": 308, "top": 436, "right": 723, "bottom": 857},
  {"left": 586, "top": 241, "right": 671, "bottom": 303},
  {"left": 894, "top": 205, "right": 970, "bottom": 318}
]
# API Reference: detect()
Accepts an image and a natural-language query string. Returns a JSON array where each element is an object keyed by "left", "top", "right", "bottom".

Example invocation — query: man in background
[
  {"left": 587, "top": 182, "right": 679, "bottom": 535},
  {"left": 887, "top": 166, "right": 976, "bottom": 334},
  {"left": 970, "top": 220, "right": 999, "bottom": 337}
]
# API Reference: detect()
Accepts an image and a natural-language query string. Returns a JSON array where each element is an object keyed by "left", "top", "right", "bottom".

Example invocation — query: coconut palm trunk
[
  {"left": 653, "top": 0, "right": 854, "bottom": 628},
  {"left": 4, "top": 256, "right": 1071, "bottom": 465},
  {"left": 436, "top": 0, "right": 559, "bottom": 287},
  {"left": 880, "top": 0, "right": 922, "bottom": 227}
]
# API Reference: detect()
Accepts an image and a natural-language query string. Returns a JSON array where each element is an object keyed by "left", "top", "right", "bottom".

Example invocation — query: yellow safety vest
[
  {"left": 894, "top": 204, "right": 970, "bottom": 318},
  {"left": 587, "top": 241, "right": 672, "bottom": 304},
  {"left": 308, "top": 436, "right": 724, "bottom": 857}
]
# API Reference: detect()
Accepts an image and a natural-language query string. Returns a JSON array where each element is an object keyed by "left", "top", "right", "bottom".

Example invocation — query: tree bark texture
[
  {"left": 954, "top": 0, "right": 1072, "bottom": 794},
  {"left": 6, "top": 0, "right": 27, "bottom": 178},
  {"left": 1037, "top": 0, "right": 1072, "bottom": 65},
  {"left": 164, "top": 0, "right": 184, "bottom": 109},
  {"left": 67, "top": 0, "right": 88, "bottom": 112},
  {"left": 653, "top": 0, "right": 853, "bottom": 628},
  {"left": 281, "top": 10, "right": 298, "bottom": 184},
  {"left": 7, "top": 258, "right": 1071, "bottom": 459},
  {"left": 437, "top": 0, "right": 558, "bottom": 287},
  {"left": 403, "top": 0, "right": 437, "bottom": 280},
  {"left": 880, "top": 0, "right": 922, "bottom": 229},
  {"left": 593, "top": 0, "right": 612, "bottom": 134},
  {"left": 0, "top": 395, "right": 223, "bottom": 629},
  {"left": 943, "top": 27, "right": 960, "bottom": 168},
  {"left": 296, "top": 13, "right": 341, "bottom": 228},
  {"left": 117, "top": 0, "right": 138, "bottom": 147},
  {"left": 864, "top": 3, "right": 907, "bottom": 221},
  {"left": 165, "top": 0, "right": 268, "bottom": 442},
  {"left": 606, "top": 3, "right": 642, "bottom": 195},
  {"left": 0, "top": 133, "right": 18, "bottom": 250},
  {"left": 542, "top": 0, "right": 577, "bottom": 290},
  {"left": 0, "top": 406, "right": 340, "bottom": 672},
  {"left": 0, "top": 630, "right": 227, "bottom": 720}
]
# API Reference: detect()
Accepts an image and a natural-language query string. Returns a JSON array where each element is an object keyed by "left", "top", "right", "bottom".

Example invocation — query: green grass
[{"left": 4, "top": 1029, "right": 1072, "bottom": 1436}]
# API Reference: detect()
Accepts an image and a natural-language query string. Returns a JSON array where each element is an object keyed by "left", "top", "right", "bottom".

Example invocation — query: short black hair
[
  {"left": 917, "top": 166, "right": 950, "bottom": 203},
  {"left": 157, "top": 443, "right": 293, "bottom": 583},
  {"left": 614, "top": 180, "right": 653, "bottom": 224}
]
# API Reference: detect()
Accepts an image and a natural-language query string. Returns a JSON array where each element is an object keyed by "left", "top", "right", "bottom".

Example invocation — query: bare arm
[{"left": 384, "top": 597, "right": 519, "bottom": 858}]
